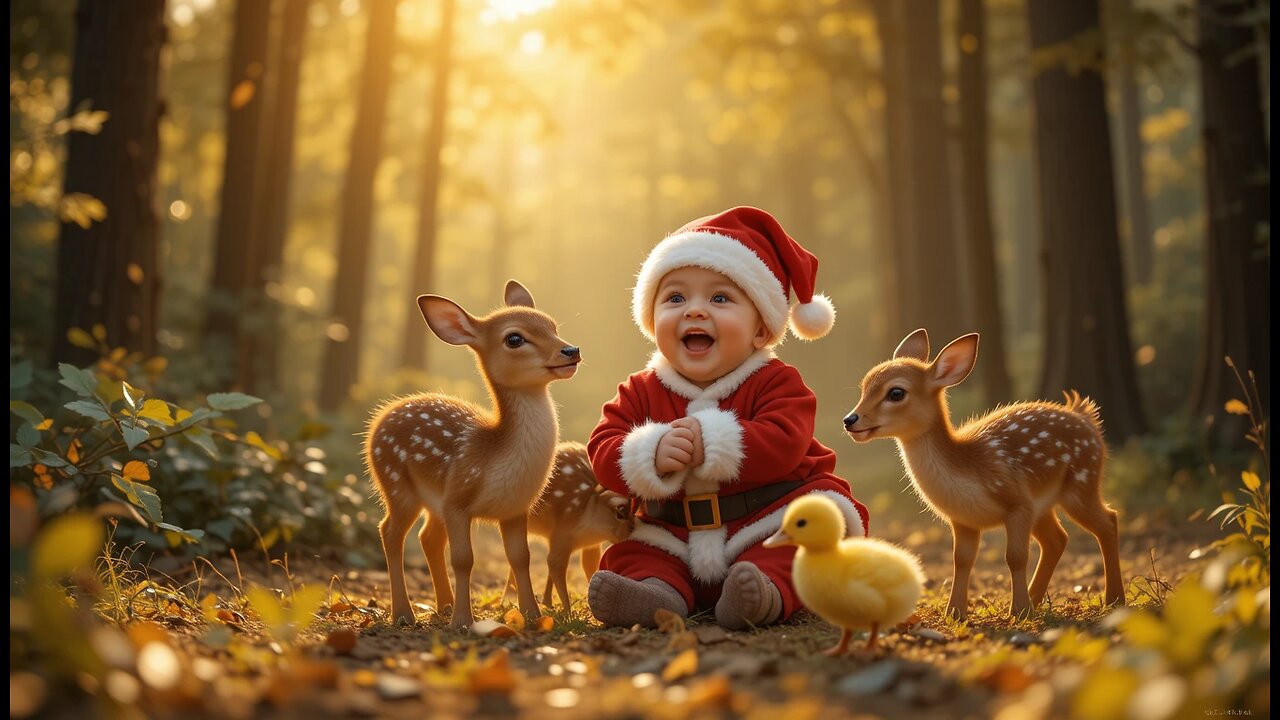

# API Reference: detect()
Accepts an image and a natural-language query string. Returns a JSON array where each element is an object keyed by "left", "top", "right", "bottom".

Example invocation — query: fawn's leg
[
  {"left": 420, "top": 513, "right": 453, "bottom": 611},
  {"left": 1004, "top": 506, "right": 1034, "bottom": 616},
  {"left": 580, "top": 544, "right": 602, "bottom": 582},
  {"left": 499, "top": 514, "right": 542, "bottom": 620},
  {"left": 379, "top": 505, "right": 420, "bottom": 624},
  {"left": 444, "top": 513, "right": 475, "bottom": 629},
  {"left": 1029, "top": 510, "right": 1068, "bottom": 606},
  {"left": 545, "top": 536, "right": 573, "bottom": 611},
  {"left": 1065, "top": 494, "right": 1126, "bottom": 606},
  {"left": 948, "top": 523, "right": 980, "bottom": 620},
  {"left": 500, "top": 567, "right": 517, "bottom": 606}
]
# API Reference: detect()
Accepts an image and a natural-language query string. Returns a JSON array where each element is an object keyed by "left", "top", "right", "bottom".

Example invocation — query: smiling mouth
[
  {"left": 682, "top": 332, "right": 715, "bottom": 353},
  {"left": 548, "top": 360, "right": 580, "bottom": 377}
]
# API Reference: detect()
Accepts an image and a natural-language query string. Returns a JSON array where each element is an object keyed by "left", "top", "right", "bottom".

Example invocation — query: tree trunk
[
  {"left": 206, "top": 0, "right": 270, "bottom": 383},
  {"left": 399, "top": 0, "right": 458, "bottom": 370},
  {"left": 318, "top": 0, "right": 399, "bottom": 411},
  {"left": 250, "top": 0, "right": 310, "bottom": 393},
  {"left": 1026, "top": 0, "right": 1146, "bottom": 441},
  {"left": 1190, "top": 0, "right": 1270, "bottom": 442},
  {"left": 1112, "top": 0, "right": 1153, "bottom": 285},
  {"left": 957, "top": 0, "right": 1012, "bottom": 405},
  {"left": 870, "top": 0, "right": 915, "bottom": 341},
  {"left": 54, "top": 0, "right": 165, "bottom": 366}
]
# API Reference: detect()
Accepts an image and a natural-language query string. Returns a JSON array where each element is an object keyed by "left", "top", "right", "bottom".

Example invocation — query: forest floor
[{"left": 25, "top": 511, "right": 1223, "bottom": 720}]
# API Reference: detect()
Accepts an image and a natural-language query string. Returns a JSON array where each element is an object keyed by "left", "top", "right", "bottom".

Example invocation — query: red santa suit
[{"left": 589, "top": 349, "right": 869, "bottom": 615}]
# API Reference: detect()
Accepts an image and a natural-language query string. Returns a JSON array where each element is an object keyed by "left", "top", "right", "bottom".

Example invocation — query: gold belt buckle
[{"left": 683, "top": 493, "right": 722, "bottom": 530}]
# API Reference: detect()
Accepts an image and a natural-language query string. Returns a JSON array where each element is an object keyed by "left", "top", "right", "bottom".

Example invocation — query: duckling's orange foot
[{"left": 822, "top": 629, "right": 854, "bottom": 656}]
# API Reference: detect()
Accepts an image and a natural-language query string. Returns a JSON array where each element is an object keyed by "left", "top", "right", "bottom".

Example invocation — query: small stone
[
  {"left": 376, "top": 673, "right": 422, "bottom": 701},
  {"left": 911, "top": 628, "right": 948, "bottom": 643},
  {"left": 1008, "top": 632, "right": 1039, "bottom": 648}
]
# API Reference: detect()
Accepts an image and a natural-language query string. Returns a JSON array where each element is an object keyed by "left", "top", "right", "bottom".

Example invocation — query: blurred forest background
[{"left": 9, "top": 0, "right": 1269, "bottom": 558}]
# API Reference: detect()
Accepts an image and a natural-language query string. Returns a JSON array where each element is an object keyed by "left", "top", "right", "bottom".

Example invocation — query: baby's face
[{"left": 653, "top": 266, "right": 769, "bottom": 388}]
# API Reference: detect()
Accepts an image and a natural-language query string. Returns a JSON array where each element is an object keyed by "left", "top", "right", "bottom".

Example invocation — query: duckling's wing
[{"left": 844, "top": 580, "right": 888, "bottom": 618}]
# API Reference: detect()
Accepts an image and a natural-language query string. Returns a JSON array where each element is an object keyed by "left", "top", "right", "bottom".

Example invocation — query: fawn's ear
[
  {"left": 930, "top": 333, "right": 979, "bottom": 388},
  {"left": 419, "top": 295, "right": 478, "bottom": 346},
  {"left": 504, "top": 280, "right": 536, "bottom": 308},
  {"left": 894, "top": 328, "right": 930, "bottom": 361}
]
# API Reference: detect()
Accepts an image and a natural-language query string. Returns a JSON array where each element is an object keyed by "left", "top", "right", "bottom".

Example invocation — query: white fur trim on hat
[
  {"left": 633, "top": 231, "right": 790, "bottom": 345},
  {"left": 789, "top": 294, "right": 836, "bottom": 340}
]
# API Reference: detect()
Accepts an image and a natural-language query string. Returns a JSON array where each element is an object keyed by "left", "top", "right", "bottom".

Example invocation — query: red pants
[{"left": 599, "top": 538, "right": 801, "bottom": 619}]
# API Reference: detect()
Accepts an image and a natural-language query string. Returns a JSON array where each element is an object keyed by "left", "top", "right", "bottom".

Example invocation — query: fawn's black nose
[
  {"left": 843, "top": 413, "right": 859, "bottom": 430},
  {"left": 561, "top": 346, "right": 581, "bottom": 361}
]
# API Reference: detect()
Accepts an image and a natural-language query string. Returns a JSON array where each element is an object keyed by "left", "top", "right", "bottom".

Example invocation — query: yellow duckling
[{"left": 764, "top": 495, "right": 925, "bottom": 655}]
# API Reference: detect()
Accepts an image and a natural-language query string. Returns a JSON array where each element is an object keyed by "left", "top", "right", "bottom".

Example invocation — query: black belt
[{"left": 643, "top": 480, "right": 807, "bottom": 531}]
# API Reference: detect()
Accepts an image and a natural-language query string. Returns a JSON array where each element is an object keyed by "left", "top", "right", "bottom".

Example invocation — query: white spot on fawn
[
  {"left": 414, "top": 453, "right": 425, "bottom": 461},
  {"left": 553, "top": 490, "right": 564, "bottom": 498},
  {"left": 563, "top": 465, "right": 575, "bottom": 475},
  {"left": 1074, "top": 469, "right": 1089, "bottom": 483},
  {"left": 419, "top": 413, "right": 431, "bottom": 420},
  {"left": 1038, "top": 431, "right": 1049, "bottom": 438},
  {"left": 433, "top": 419, "right": 443, "bottom": 426},
  {"left": 1030, "top": 438, "right": 1040, "bottom": 446},
  {"left": 1020, "top": 448, "right": 1030, "bottom": 454},
  {"left": 1060, "top": 453, "right": 1070, "bottom": 462},
  {"left": 1008, "top": 423, "right": 1020, "bottom": 431},
  {"left": 1046, "top": 459, "right": 1056, "bottom": 467},
  {"left": 374, "top": 446, "right": 383, "bottom": 457},
  {"left": 442, "top": 430, "right": 453, "bottom": 438}
]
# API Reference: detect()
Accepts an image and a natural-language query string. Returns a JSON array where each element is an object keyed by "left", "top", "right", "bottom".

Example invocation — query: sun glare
[{"left": 483, "top": 0, "right": 556, "bottom": 23}]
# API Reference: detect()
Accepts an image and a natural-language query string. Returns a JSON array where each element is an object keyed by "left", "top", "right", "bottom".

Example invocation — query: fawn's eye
[
  {"left": 614, "top": 506, "right": 628, "bottom": 519},
  {"left": 504, "top": 333, "right": 526, "bottom": 349},
  {"left": 887, "top": 387, "right": 907, "bottom": 402}
]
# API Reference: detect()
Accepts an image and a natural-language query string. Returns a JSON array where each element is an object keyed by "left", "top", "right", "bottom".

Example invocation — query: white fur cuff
[
  {"left": 690, "top": 407, "right": 744, "bottom": 484},
  {"left": 619, "top": 421, "right": 685, "bottom": 500}
]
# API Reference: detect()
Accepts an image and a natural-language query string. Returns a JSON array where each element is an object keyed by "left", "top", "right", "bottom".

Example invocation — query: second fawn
[
  {"left": 843, "top": 329, "right": 1125, "bottom": 618},
  {"left": 367, "top": 280, "right": 581, "bottom": 629},
  {"left": 503, "top": 442, "right": 635, "bottom": 610}
]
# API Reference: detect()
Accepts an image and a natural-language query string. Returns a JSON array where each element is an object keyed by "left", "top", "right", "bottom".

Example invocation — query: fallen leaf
[
  {"left": 536, "top": 615, "right": 555, "bottom": 632},
  {"left": 328, "top": 602, "right": 353, "bottom": 614},
  {"left": 686, "top": 674, "right": 732, "bottom": 711},
  {"left": 471, "top": 619, "right": 517, "bottom": 638},
  {"left": 662, "top": 649, "right": 698, "bottom": 682},
  {"left": 666, "top": 630, "right": 699, "bottom": 652},
  {"left": 977, "top": 663, "right": 1035, "bottom": 694},
  {"left": 502, "top": 608, "right": 526, "bottom": 632},
  {"left": 326, "top": 628, "right": 358, "bottom": 655},
  {"left": 469, "top": 649, "right": 517, "bottom": 695},
  {"left": 655, "top": 607, "right": 686, "bottom": 634}
]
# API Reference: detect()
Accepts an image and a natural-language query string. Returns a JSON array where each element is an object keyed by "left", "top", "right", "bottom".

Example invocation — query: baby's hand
[
  {"left": 669, "top": 417, "right": 704, "bottom": 469},
  {"left": 655, "top": 426, "right": 696, "bottom": 475}
]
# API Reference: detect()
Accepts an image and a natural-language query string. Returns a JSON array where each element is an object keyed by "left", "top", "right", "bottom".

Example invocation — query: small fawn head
[
  {"left": 843, "top": 329, "right": 979, "bottom": 444},
  {"left": 596, "top": 489, "right": 635, "bottom": 543},
  {"left": 419, "top": 280, "right": 581, "bottom": 388}
]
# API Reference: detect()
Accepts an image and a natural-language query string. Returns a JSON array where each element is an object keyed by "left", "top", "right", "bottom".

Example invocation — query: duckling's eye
[
  {"left": 504, "top": 333, "right": 525, "bottom": 348},
  {"left": 887, "top": 387, "right": 907, "bottom": 402},
  {"left": 796, "top": 519, "right": 807, "bottom": 528}
]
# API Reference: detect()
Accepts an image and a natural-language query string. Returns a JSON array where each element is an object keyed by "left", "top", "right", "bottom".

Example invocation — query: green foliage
[
  {"left": 1205, "top": 360, "right": 1269, "bottom": 585},
  {"left": 10, "top": 332, "right": 377, "bottom": 563}
]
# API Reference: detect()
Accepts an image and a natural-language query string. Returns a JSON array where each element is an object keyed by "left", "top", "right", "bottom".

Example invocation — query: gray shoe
[{"left": 587, "top": 571, "right": 687, "bottom": 628}]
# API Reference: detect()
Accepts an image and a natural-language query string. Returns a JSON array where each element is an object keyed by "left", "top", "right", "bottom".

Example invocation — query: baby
[{"left": 587, "top": 206, "right": 869, "bottom": 629}]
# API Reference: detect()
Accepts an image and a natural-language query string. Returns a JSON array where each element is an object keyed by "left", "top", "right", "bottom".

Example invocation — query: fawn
[
  {"left": 843, "top": 329, "right": 1125, "bottom": 618},
  {"left": 366, "top": 280, "right": 581, "bottom": 629},
  {"left": 503, "top": 442, "right": 635, "bottom": 610}
]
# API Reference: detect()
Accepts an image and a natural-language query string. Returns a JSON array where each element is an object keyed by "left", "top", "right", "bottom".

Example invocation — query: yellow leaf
[
  {"left": 127, "top": 263, "right": 145, "bottom": 285},
  {"left": 1072, "top": 668, "right": 1138, "bottom": 720},
  {"left": 143, "top": 357, "right": 168, "bottom": 376},
  {"left": 173, "top": 407, "right": 193, "bottom": 423},
  {"left": 246, "top": 431, "right": 282, "bottom": 460},
  {"left": 66, "top": 327, "right": 96, "bottom": 349},
  {"left": 536, "top": 615, "right": 555, "bottom": 632},
  {"left": 139, "top": 399, "right": 173, "bottom": 425},
  {"left": 35, "top": 418, "right": 53, "bottom": 431},
  {"left": 502, "top": 608, "right": 526, "bottom": 632},
  {"left": 247, "top": 587, "right": 286, "bottom": 635},
  {"left": 1241, "top": 471, "right": 1262, "bottom": 491},
  {"left": 33, "top": 465, "right": 53, "bottom": 490},
  {"left": 1119, "top": 612, "right": 1168, "bottom": 648},
  {"left": 662, "top": 649, "right": 698, "bottom": 682},
  {"left": 229, "top": 80, "right": 256, "bottom": 110},
  {"left": 261, "top": 526, "right": 281, "bottom": 550},
  {"left": 655, "top": 607, "right": 686, "bottom": 634},
  {"left": 32, "top": 513, "right": 102, "bottom": 579},
  {"left": 1224, "top": 399, "right": 1250, "bottom": 415},
  {"left": 288, "top": 586, "right": 327, "bottom": 634},
  {"left": 67, "top": 439, "right": 80, "bottom": 463},
  {"left": 92, "top": 324, "right": 107, "bottom": 342},
  {"left": 123, "top": 460, "right": 151, "bottom": 483}
]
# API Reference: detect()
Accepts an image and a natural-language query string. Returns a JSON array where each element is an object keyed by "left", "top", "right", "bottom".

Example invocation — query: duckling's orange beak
[{"left": 763, "top": 528, "right": 793, "bottom": 548}]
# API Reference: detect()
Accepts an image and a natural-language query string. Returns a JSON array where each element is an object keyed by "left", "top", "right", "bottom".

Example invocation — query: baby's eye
[
  {"left": 711, "top": 293, "right": 729, "bottom": 304},
  {"left": 666, "top": 292, "right": 685, "bottom": 304}
]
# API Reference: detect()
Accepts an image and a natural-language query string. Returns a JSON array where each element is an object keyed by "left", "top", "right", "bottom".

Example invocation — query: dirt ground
[{"left": 88, "top": 511, "right": 1218, "bottom": 720}]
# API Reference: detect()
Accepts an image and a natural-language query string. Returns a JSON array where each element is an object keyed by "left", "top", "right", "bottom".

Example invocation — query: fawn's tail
[{"left": 1062, "top": 390, "right": 1104, "bottom": 436}]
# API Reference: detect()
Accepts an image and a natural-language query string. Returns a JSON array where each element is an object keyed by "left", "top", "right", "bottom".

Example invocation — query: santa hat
[{"left": 632, "top": 206, "right": 836, "bottom": 345}]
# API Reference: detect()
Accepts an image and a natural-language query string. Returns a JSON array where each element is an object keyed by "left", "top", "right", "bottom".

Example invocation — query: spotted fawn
[
  {"left": 843, "top": 329, "right": 1124, "bottom": 618},
  {"left": 366, "top": 281, "right": 581, "bottom": 628},
  {"left": 502, "top": 442, "right": 634, "bottom": 610}
]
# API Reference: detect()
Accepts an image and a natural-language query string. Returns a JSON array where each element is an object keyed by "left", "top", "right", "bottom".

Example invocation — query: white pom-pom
[{"left": 789, "top": 294, "right": 836, "bottom": 340}]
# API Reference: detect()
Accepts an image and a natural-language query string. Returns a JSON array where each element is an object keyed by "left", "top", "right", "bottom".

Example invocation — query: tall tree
[
  {"left": 1026, "top": 0, "right": 1146, "bottom": 440},
  {"left": 399, "top": 0, "right": 459, "bottom": 370},
  {"left": 206, "top": 0, "right": 271, "bottom": 382},
  {"left": 1190, "top": 0, "right": 1270, "bottom": 436},
  {"left": 1111, "top": 0, "right": 1154, "bottom": 285},
  {"left": 957, "top": 0, "right": 1013, "bottom": 404},
  {"left": 318, "top": 0, "right": 399, "bottom": 411},
  {"left": 872, "top": 0, "right": 966, "bottom": 343},
  {"left": 54, "top": 0, "right": 166, "bottom": 365},
  {"left": 251, "top": 0, "right": 311, "bottom": 392}
]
